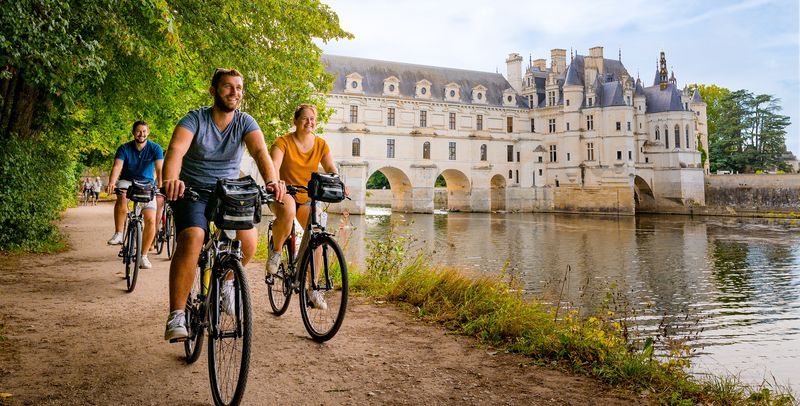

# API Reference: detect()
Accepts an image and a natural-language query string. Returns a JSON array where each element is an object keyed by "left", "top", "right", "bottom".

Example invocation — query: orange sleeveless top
[{"left": 271, "top": 133, "right": 330, "bottom": 204}]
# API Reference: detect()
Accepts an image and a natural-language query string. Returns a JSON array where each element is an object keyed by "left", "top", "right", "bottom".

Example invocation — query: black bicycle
[
  {"left": 116, "top": 182, "right": 153, "bottom": 293},
  {"left": 155, "top": 199, "right": 176, "bottom": 258},
  {"left": 266, "top": 184, "right": 349, "bottom": 342},
  {"left": 179, "top": 180, "right": 272, "bottom": 406}
]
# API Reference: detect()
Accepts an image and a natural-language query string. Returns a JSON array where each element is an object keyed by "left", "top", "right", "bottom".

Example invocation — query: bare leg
[
  {"left": 142, "top": 208, "right": 157, "bottom": 255},
  {"left": 169, "top": 227, "right": 204, "bottom": 312},
  {"left": 114, "top": 195, "right": 128, "bottom": 233},
  {"left": 270, "top": 195, "right": 297, "bottom": 251}
]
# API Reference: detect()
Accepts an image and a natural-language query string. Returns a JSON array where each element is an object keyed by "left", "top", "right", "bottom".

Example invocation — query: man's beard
[
  {"left": 214, "top": 92, "right": 238, "bottom": 113},
  {"left": 134, "top": 137, "right": 146, "bottom": 145}
]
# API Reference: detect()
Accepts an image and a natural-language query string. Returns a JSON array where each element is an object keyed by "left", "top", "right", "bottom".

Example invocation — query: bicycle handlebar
[{"left": 182, "top": 186, "right": 278, "bottom": 205}]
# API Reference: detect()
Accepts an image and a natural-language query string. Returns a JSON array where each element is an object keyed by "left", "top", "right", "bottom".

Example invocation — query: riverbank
[{"left": 0, "top": 203, "right": 643, "bottom": 405}]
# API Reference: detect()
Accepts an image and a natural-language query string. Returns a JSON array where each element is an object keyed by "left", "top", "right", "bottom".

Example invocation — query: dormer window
[
  {"left": 502, "top": 89, "right": 516, "bottom": 107},
  {"left": 472, "top": 85, "right": 487, "bottom": 104},
  {"left": 383, "top": 76, "right": 400, "bottom": 97},
  {"left": 415, "top": 79, "right": 432, "bottom": 99},
  {"left": 345, "top": 72, "right": 363, "bottom": 94},
  {"left": 444, "top": 83, "right": 460, "bottom": 102}
]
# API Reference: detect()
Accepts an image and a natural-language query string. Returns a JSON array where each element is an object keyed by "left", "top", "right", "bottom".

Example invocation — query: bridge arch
[
  {"left": 369, "top": 166, "right": 414, "bottom": 212},
  {"left": 490, "top": 174, "right": 507, "bottom": 211},
  {"left": 436, "top": 169, "right": 471, "bottom": 211},
  {"left": 633, "top": 175, "right": 656, "bottom": 212}
]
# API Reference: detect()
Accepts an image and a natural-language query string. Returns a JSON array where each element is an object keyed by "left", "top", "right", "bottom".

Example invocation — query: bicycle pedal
[{"left": 169, "top": 337, "right": 188, "bottom": 343}]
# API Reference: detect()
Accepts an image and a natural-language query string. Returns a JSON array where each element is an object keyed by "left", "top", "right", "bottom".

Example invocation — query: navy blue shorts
[{"left": 172, "top": 190, "right": 212, "bottom": 236}]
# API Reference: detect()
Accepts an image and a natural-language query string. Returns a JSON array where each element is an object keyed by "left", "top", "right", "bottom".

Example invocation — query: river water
[{"left": 322, "top": 207, "right": 800, "bottom": 391}]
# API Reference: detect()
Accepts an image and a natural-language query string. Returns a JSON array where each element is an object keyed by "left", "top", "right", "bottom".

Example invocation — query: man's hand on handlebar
[
  {"left": 163, "top": 179, "right": 185, "bottom": 201},
  {"left": 266, "top": 179, "right": 286, "bottom": 202}
]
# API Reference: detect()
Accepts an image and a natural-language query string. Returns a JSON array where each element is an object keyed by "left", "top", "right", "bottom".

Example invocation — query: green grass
[{"left": 350, "top": 235, "right": 797, "bottom": 405}]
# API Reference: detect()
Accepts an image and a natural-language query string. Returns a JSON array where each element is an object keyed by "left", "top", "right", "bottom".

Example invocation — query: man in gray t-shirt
[{"left": 161, "top": 68, "right": 286, "bottom": 341}]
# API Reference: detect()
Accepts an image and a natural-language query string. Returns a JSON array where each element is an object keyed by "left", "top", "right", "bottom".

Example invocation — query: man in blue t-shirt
[
  {"left": 161, "top": 68, "right": 285, "bottom": 341},
  {"left": 106, "top": 120, "right": 164, "bottom": 270}
]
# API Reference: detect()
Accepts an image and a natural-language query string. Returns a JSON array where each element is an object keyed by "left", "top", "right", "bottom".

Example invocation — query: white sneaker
[
  {"left": 265, "top": 244, "right": 281, "bottom": 276},
  {"left": 221, "top": 280, "right": 237, "bottom": 316},
  {"left": 164, "top": 310, "right": 187, "bottom": 341},
  {"left": 309, "top": 290, "right": 328, "bottom": 310},
  {"left": 107, "top": 232, "right": 123, "bottom": 245},
  {"left": 139, "top": 255, "right": 152, "bottom": 269}
]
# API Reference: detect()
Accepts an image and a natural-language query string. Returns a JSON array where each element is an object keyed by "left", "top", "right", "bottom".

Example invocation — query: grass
[{"left": 349, "top": 234, "right": 797, "bottom": 405}]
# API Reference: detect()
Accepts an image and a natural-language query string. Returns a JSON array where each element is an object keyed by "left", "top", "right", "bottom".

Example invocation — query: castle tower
[
  {"left": 659, "top": 51, "right": 669, "bottom": 90},
  {"left": 506, "top": 53, "right": 524, "bottom": 93}
]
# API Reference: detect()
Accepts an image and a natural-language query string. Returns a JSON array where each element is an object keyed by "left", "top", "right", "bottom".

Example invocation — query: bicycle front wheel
[
  {"left": 266, "top": 239, "right": 293, "bottom": 315},
  {"left": 184, "top": 266, "right": 205, "bottom": 363},
  {"left": 166, "top": 209, "right": 176, "bottom": 259},
  {"left": 298, "top": 235, "right": 348, "bottom": 342},
  {"left": 126, "top": 222, "right": 142, "bottom": 292},
  {"left": 208, "top": 259, "right": 251, "bottom": 406},
  {"left": 155, "top": 220, "right": 165, "bottom": 255}
]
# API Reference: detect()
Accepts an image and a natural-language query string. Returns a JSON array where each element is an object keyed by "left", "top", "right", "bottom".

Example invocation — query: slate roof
[
  {"left": 642, "top": 83, "right": 685, "bottom": 113},
  {"left": 322, "top": 54, "right": 529, "bottom": 108},
  {"left": 691, "top": 89, "right": 703, "bottom": 103},
  {"left": 561, "top": 55, "right": 629, "bottom": 88}
]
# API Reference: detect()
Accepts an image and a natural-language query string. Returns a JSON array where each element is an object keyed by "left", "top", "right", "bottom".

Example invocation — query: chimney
[
  {"left": 505, "top": 53, "right": 524, "bottom": 93},
  {"left": 589, "top": 46, "right": 604, "bottom": 75},
  {"left": 533, "top": 59, "right": 547, "bottom": 71},
  {"left": 550, "top": 49, "right": 566, "bottom": 75}
]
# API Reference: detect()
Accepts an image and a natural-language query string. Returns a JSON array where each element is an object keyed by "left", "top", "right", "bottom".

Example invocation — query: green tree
[
  {"left": 366, "top": 171, "right": 390, "bottom": 189},
  {"left": 0, "top": 0, "right": 351, "bottom": 250}
]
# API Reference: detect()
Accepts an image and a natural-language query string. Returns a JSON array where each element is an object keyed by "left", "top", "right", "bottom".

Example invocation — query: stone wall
[
  {"left": 553, "top": 186, "right": 635, "bottom": 215},
  {"left": 702, "top": 174, "right": 800, "bottom": 215}
]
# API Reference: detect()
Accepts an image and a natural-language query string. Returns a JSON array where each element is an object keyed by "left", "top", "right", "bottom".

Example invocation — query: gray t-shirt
[{"left": 176, "top": 107, "right": 260, "bottom": 187}]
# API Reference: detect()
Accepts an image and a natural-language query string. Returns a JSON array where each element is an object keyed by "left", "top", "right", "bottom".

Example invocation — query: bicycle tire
[
  {"left": 184, "top": 266, "right": 205, "bottom": 363},
  {"left": 298, "top": 235, "right": 348, "bottom": 342},
  {"left": 208, "top": 259, "right": 252, "bottom": 406},
  {"left": 126, "top": 222, "right": 142, "bottom": 292},
  {"left": 166, "top": 209, "right": 176, "bottom": 259},
  {"left": 155, "top": 219, "right": 165, "bottom": 255},
  {"left": 266, "top": 239, "right": 293, "bottom": 315}
]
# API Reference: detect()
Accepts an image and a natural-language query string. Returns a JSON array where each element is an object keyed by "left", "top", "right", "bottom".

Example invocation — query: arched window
[
  {"left": 480, "top": 144, "right": 487, "bottom": 161},
  {"left": 686, "top": 124, "right": 691, "bottom": 148},
  {"left": 423, "top": 141, "right": 431, "bottom": 159},
  {"left": 655, "top": 127, "right": 660, "bottom": 140},
  {"left": 674, "top": 124, "right": 681, "bottom": 148},
  {"left": 352, "top": 138, "right": 360, "bottom": 157},
  {"left": 664, "top": 125, "right": 669, "bottom": 149}
]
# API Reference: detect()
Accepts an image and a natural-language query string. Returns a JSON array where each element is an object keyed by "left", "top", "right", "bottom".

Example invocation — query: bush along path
[
  {"left": 350, "top": 234, "right": 797, "bottom": 405},
  {"left": 1, "top": 203, "right": 649, "bottom": 405}
]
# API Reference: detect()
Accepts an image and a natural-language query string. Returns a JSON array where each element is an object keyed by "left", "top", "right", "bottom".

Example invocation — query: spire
[
  {"left": 659, "top": 50, "right": 669, "bottom": 90},
  {"left": 570, "top": 47, "right": 574, "bottom": 62},
  {"left": 618, "top": 48, "right": 622, "bottom": 62},
  {"left": 529, "top": 53, "right": 532, "bottom": 68},
  {"left": 670, "top": 67, "right": 676, "bottom": 85}
]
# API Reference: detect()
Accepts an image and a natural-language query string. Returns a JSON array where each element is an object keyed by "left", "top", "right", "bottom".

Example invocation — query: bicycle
[
  {"left": 115, "top": 182, "right": 153, "bottom": 293},
  {"left": 155, "top": 198, "right": 176, "bottom": 259},
  {"left": 265, "top": 184, "right": 349, "bottom": 342},
  {"left": 179, "top": 181, "right": 272, "bottom": 406},
  {"left": 82, "top": 187, "right": 92, "bottom": 206}
]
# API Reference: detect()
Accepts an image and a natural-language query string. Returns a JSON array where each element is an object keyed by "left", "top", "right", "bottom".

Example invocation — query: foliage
[
  {"left": 694, "top": 84, "right": 791, "bottom": 173},
  {"left": 366, "top": 170, "right": 390, "bottom": 189},
  {"left": 434, "top": 174, "right": 447, "bottom": 188},
  {"left": 0, "top": 137, "right": 79, "bottom": 251}
]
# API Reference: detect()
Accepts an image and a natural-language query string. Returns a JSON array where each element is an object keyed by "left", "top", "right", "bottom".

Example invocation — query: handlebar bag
[
  {"left": 308, "top": 172, "right": 345, "bottom": 203},
  {"left": 126, "top": 180, "right": 155, "bottom": 203},
  {"left": 207, "top": 176, "right": 262, "bottom": 230}
]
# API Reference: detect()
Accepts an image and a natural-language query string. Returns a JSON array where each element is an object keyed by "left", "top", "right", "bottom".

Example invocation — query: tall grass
[{"left": 351, "top": 233, "right": 796, "bottom": 405}]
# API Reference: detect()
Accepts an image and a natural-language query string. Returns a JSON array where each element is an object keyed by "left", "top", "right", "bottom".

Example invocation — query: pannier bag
[
  {"left": 308, "top": 172, "right": 345, "bottom": 203},
  {"left": 206, "top": 176, "right": 262, "bottom": 230},
  {"left": 126, "top": 180, "right": 155, "bottom": 203}
]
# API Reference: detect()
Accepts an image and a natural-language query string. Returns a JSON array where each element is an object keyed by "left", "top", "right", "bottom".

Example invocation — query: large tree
[{"left": 0, "top": 0, "right": 351, "bottom": 250}]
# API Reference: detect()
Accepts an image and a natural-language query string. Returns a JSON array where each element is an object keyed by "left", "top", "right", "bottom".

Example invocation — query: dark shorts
[{"left": 172, "top": 190, "right": 213, "bottom": 236}]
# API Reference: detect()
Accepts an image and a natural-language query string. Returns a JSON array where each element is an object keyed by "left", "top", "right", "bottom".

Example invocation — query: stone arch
[
  {"left": 436, "top": 169, "right": 471, "bottom": 211},
  {"left": 490, "top": 174, "right": 506, "bottom": 211},
  {"left": 633, "top": 175, "right": 656, "bottom": 212},
  {"left": 370, "top": 166, "right": 414, "bottom": 212}
]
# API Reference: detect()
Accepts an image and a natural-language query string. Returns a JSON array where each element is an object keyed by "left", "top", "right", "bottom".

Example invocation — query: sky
[{"left": 318, "top": 0, "right": 800, "bottom": 155}]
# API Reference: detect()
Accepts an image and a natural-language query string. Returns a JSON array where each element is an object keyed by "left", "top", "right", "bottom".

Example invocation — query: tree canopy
[{"left": 694, "top": 84, "right": 791, "bottom": 173}]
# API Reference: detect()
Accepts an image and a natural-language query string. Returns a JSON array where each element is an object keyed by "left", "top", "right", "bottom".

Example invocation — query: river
[{"left": 321, "top": 207, "right": 800, "bottom": 392}]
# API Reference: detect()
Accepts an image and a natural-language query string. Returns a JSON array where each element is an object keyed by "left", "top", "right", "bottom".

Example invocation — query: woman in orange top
[{"left": 268, "top": 104, "right": 339, "bottom": 308}]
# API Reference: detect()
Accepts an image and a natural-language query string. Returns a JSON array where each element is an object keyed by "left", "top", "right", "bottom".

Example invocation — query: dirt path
[{"left": 0, "top": 203, "right": 644, "bottom": 405}]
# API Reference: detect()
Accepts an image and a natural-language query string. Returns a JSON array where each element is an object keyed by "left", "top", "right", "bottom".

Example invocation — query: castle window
[
  {"left": 351, "top": 81, "right": 358, "bottom": 89},
  {"left": 352, "top": 138, "right": 360, "bottom": 157},
  {"left": 627, "top": 96, "right": 631, "bottom": 105},
  {"left": 528, "top": 95, "right": 534, "bottom": 107},
  {"left": 421, "top": 87, "right": 427, "bottom": 95},
  {"left": 507, "top": 95, "right": 513, "bottom": 103},
  {"left": 387, "top": 107, "right": 395, "bottom": 126},
  {"left": 675, "top": 125, "right": 681, "bottom": 148},
  {"left": 538, "top": 156, "right": 543, "bottom": 162},
  {"left": 628, "top": 151, "right": 632, "bottom": 160},
  {"left": 566, "top": 99, "right": 570, "bottom": 106},
  {"left": 548, "top": 119, "right": 556, "bottom": 133},
  {"left": 588, "top": 97, "right": 593, "bottom": 106},
  {"left": 476, "top": 114, "right": 483, "bottom": 130},
  {"left": 655, "top": 127, "right": 660, "bottom": 140},
  {"left": 627, "top": 122, "right": 631, "bottom": 131},
  {"left": 449, "top": 142, "right": 456, "bottom": 160},
  {"left": 450, "top": 90, "right": 456, "bottom": 97},
  {"left": 567, "top": 152, "right": 571, "bottom": 161},
  {"left": 508, "top": 170, "right": 513, "bottom": 179},
  {"left": 477, "top": 92, "right": 483, "bottom": 100},
  {"left": 517, "top": 151, "right": 520, "bottom": 162},
  {"left": 586, "top": 115, "right": 594, "bottom": 130},
  {"left": 616, "top": 122, "right": 621, "bottom": 131},
  {"left": 420, "top": 111, "right": 427, "bottom": 127},
  {"left": 665, "top": 126, "right": 669, "bottom": 149},
  {"left": 423, "top": 141, "right": 431, "bottom": 159},
  {"left": 387, "top": 139, "right": 395, "bottom": 158},
  {"left": 507, "top": 145, "right": 514, "bottom": 162},
  {"left": 549, "top": 145, "right": 557, "bottom": 162},
  {"left": 587, "top": 143, "right": 594, "bottom": 161},
  {"left": 515, "top": 170, "right": 519, "bottom": 184},
  {"left": 350, "top": 105, "right": 358, "bottom": 123},
  {"left": 566, "top": 122, "right": 570, "bottom": 131},
  {"left": 389, "top": 84, "right": 396, "bottom": 92},
  {"left": 449, "top": 113, "right": 456, "bottom": 130},
  {"left": 548, "top": 92, "right": 556, "bottom": 106},
  {"left": 480, "top": 144, "right": 487, "bottom": 161},
  {"left": 616, "top": 151, "right": 622, "bottom": 160},
  {"left": 539, "top": 169, "right": 543, "bottom": 176},
  {"left": 686, "top": 125, "right": 690, "bottom": 148},
  {"left": 507, "top": 117, "right": 513, "bottom": 133},
  {"left": 531, "top": 118, "right": 535, "bottom": 132}
]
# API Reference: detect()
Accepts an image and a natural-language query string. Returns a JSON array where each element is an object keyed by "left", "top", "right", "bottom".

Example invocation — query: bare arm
[
  {"left": 106, "top": 159, "right": 124, "bottom": 195},
  {"left": 162, "top": 126, "right": 194, "bottom": 201},
  {"left": 154, "top": 159, "right": 164, "bottom": 189},
  {"left": 244, "top": 130, "right": 285, "bottom": 201},
  {"left": 320, "top": 151, "right": 337, "bottom": 174}
]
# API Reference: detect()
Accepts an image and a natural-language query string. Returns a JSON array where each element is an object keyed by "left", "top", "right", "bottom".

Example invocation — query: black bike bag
[
  {"left": 206, "top": 176, "right": 262, "bottom": 230},
  {"left": 126, "top": 180, "right": 155, "bottom": 203},
  {"left": 308, "top": 172, "right": 345, "bottom": 203}
]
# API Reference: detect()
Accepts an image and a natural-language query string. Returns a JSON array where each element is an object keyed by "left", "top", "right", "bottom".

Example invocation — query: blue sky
[{"left": 319, "top": 0, "right": 800, "bottom": 155}]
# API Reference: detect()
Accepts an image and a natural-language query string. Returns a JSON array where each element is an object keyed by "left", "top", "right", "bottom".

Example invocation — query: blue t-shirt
[
  {"left": 114, "top": 140, "right": 164, "bottom": 184},
  {"left": 176, "top": 107, "right": 260, "bottom": 187}
]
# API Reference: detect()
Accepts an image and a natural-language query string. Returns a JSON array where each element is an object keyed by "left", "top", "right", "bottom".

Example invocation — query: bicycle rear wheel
[
  {"left": 208, "top": 259, "right": 251, "bottom": 406},
  {"left": 184, "top": 266, "right": 206, "bottom": 363},
  {"left": 166, "top": 209, "right": 176, "bottom": 259},
  {"left": 298, "top": 235, "right": 348, "bottom": 342},
  {"left": 155, "top": 216, "right": 165, "bottom": 255},
  {"left": 125, "top": 222, "right": 142, "bottom": 292},
  {"left": 266, "top": 239, "right": 293, "bottom": 315}
]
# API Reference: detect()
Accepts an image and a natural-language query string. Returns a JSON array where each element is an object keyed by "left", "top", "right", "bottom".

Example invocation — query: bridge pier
[{"left": 335, "top": 161, "right": 368, "bottom": 214}]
